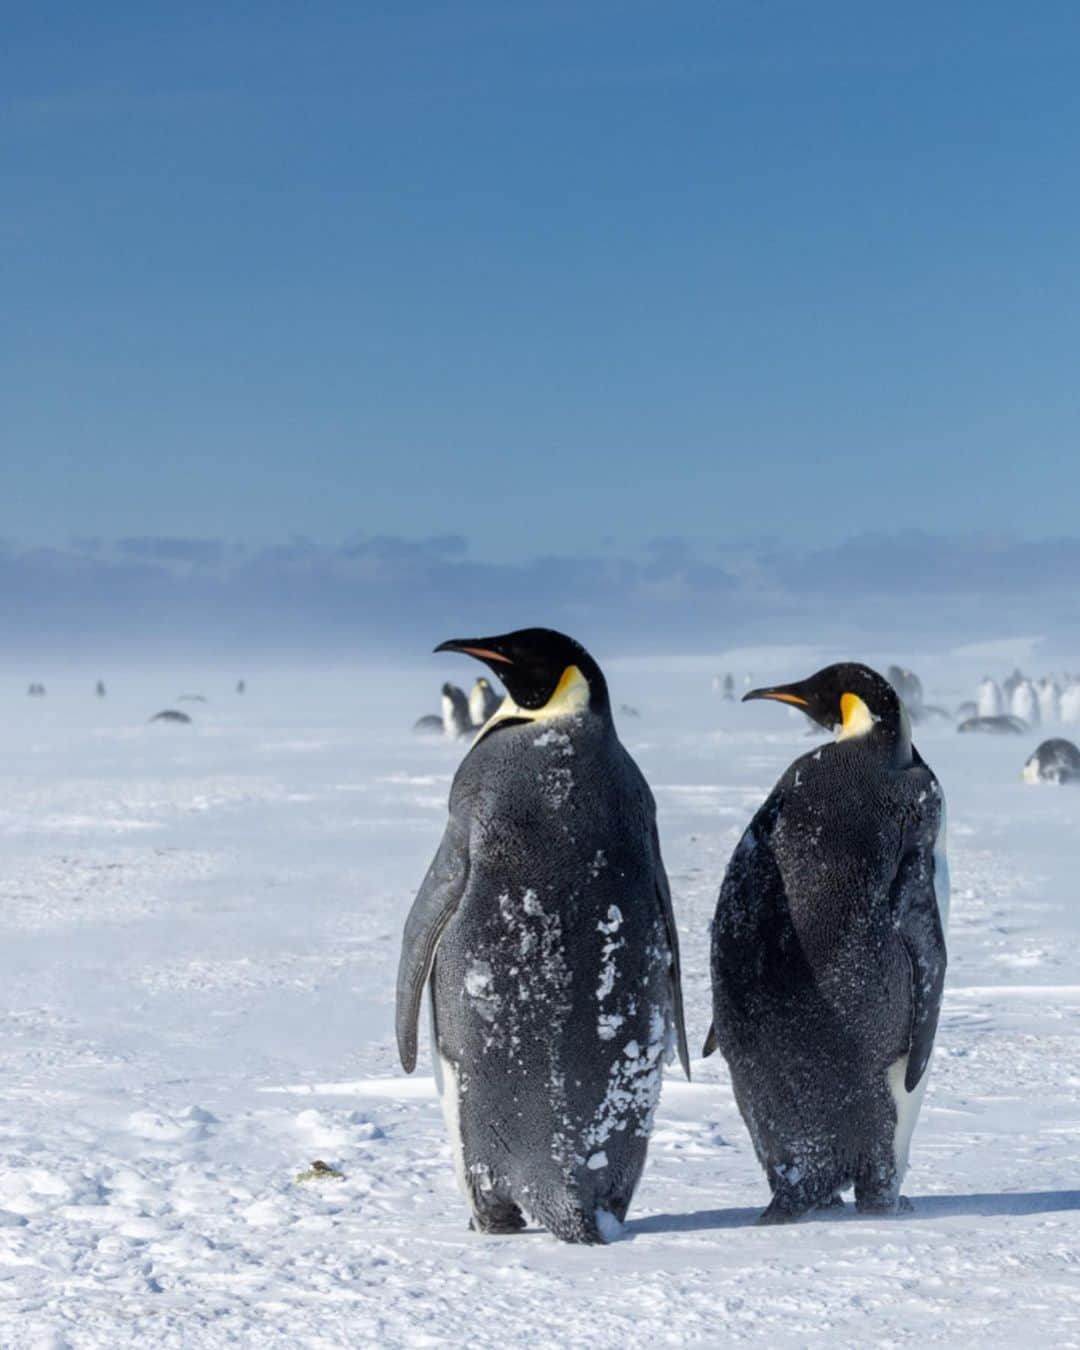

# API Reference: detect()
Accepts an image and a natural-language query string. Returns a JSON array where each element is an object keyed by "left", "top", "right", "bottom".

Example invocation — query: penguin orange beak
[
  {"left": 434, "top": 639, "right": 514, "bottom": 665},
  {"left": 743, "top": 686, "right": 810, "bottom": 708}
]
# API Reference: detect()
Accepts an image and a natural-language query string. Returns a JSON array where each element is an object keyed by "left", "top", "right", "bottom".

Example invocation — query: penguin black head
[
  {"left": 744, "top": 662, "right": 911, "bottom": 760},
  {"left": 441, "top": 681, "right": 468, "bottom": 710},
  {"left": 434, "top": 628, "right": 609, "bottom": 717}
]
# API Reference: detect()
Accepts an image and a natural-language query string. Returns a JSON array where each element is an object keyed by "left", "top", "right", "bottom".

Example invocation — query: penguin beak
[
  {"left": 434, "top": 638, "right": 514, "bottom": 666},
  {"left": 743, "top": 685, "right": 810, "bottom": 708}
]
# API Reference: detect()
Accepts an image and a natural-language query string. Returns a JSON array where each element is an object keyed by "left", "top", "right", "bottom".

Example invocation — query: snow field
[{"left": 0, "top": 657, "right": 1078, "bottom": 1346}]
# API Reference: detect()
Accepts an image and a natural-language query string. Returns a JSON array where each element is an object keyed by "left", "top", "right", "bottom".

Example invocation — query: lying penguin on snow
[
  {"left": 1023, "top": 738, "right": 1080, "bottom": 784},
  {"left": 957, "top": 715, "right": 1028, "bottom": 735}
]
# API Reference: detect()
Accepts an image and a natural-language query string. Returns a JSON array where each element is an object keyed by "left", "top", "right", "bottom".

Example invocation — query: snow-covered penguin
[
  {"left": 704, "top": 663, "right": 948, "bottom": 1223},
  {"left": 396, "top": 627, "right": 690, "bottom": 1244}
]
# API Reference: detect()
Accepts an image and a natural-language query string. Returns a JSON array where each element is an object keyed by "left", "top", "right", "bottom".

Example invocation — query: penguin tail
[{"left": 701, "top": 1023, "right": 718, "bottom": 1058}]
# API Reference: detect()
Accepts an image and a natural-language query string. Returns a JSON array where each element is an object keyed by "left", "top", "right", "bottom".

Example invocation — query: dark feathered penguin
[
  {"left": 396, "top": 627, "right": 690, "bottom": 1244},
  {"left": 704, "top": 662, "right": 948, "bottom": 1223},
  {"left": 1023, "top": 737, "right": 1080, "bottom": 784},
  {"left": 441, "top": 683, "right": 473, "bottom": 740}
]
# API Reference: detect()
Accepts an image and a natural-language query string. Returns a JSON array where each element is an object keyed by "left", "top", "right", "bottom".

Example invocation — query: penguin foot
[
  {"left": 756, "top": 1195, "right": 809, "bottom": 1226},
  {"left": 468, "top": 1205, "right": 527, "bottom": 1235},
  {"left": 854, "top": 1193, "right": 912, "bottom": 1217}
]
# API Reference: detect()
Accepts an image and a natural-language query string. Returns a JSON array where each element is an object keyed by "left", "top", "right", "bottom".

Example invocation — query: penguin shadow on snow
[{"left": 631, "top": 1188, "right": 1080, "bottom": 1236}]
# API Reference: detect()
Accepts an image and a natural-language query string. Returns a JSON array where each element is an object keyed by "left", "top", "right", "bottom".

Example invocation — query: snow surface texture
[{"left": 1, "top": 655, "right": 1079, "bottom": 1347}]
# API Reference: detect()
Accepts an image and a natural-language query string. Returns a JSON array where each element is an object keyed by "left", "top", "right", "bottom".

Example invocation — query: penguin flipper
[
  {"left": 652, "top": 826, "right": 691, "bottom": 1081},
  {"left": 395, "top": 814, "right": 470, "bottom": 1073},
  {"left": 701, "top": 1024, "right": 718, "bottom": 1058},
  {"left": 891, "top": 819, "right": 947, "bottom": 1093}
]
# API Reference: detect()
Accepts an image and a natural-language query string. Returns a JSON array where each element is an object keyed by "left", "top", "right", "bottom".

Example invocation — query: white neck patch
[{"left": 473, "top": 665, "right": 591, "bottom": 745}]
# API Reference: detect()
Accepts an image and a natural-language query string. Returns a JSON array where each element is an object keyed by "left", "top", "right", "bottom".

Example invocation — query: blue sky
[{"left": 5, "top": 2, "right": 1080, "bottom": 560}]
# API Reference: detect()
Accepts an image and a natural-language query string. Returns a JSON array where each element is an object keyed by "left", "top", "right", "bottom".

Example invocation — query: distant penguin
[
  {"left": 887, "top": 665, "right": 924, "bottom": 720},
  {"left": 1023, "top": 738, "right": 1080, "bottom": 785},
  {"left": 976, "top": 677, "right": 1004, "bottom": 719},
  {"left": 96, "top": 680, "right": 106, "bottom": 698},
  {"left": 150, "top": 709, "right": 192, "bottom": 724},
  {"left": 1011, "top": 679, "right": 1040, "bottom": 727},
  {"left": 468, "top": 677, "right": 501, "bottom": 729},
  {"left": 1037, "top": 678, "right": 1061, "bottom": 725},
  {"left": 1003, "top": 668, "right": 1025, "bottom": 700},
  {"left": 704, "top": 663, "right": 947, "bottom": 1223},
  {"left": 958, "top": 715, "right": 1027, "bottom": 735},
  {"left": 441, "top": 683, "right": 473, "bottom": 740},
  {"left": 1062, "top": 683, "right": 1080, "bottom": 725},
  {"left": 722, "top": 674, "right": 735, "bottom": 701},
  {"left": 396, "top": 628, "right": 690, "bottom": 1244},
  {"left": 237, "top": 679, "right": 246, "bottom": 695}
]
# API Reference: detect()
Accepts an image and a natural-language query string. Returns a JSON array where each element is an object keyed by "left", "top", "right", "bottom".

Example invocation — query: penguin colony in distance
[
  {"left": 413, "top": 678, "right": 503, "bottom": 740},
  {"left": 703, "top": 663, "right": 948, "bottom": 1222},
  {"left": 397, "top": 628, "right": 690, "bottom": 1244},
  {"left": 964, "top": 668, "right": 1080, "bottom": 732}
]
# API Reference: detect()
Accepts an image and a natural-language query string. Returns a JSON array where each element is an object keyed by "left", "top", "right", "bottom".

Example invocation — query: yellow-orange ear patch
[
  {"left": 471, "top": 665, "right": 590, "bottom": 748},
  {"left": 839, "top": 692, "right": 875, "bottom": 739}
]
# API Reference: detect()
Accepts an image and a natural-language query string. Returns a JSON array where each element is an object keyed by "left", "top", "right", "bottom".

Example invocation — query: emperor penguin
[
  {"left": 958, "top": 715, "right": 1026, "bottom": 734},
  {"left": 1037, "top": 678, "right": 1061, "bottom": 725},
  {"left": 704, "top": 663, "right": 948, "bottom": 1224},
  {"left": 468, "top": 676, "right": 501, "bottom": 729},
  {"left": 1063, "top": 682, "right": 1080, "bottom": 725},
  {"left": 396, "top": 627, "right": 690, "bottom": 1244},
  {"left": 976, "top": 677, "right": 1004, "bottom": 719},
  {"left": 887, "top": 665, "right": 924, "bottom": 721},
  {"left": 441, "top": 683, "right": 473, "bottom": 740},
  {"left": 1023, "top": 738, "right": 1080, "bottom": 784},
  {"left": 1011, "top": 678, "right": 1040, "bottom": 727}
]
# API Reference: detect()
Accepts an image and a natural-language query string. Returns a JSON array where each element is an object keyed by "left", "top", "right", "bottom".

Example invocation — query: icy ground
[{"left": 1, "top": 651, "right": 1079, "bottom": 1347}]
